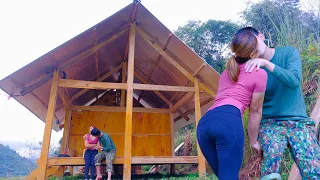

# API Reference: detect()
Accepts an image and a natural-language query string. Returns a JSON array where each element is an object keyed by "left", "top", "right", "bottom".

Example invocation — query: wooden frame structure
[
  {"left": 1, "top": 2, "right": 222, "bottom": 179},
  {"left": 2, "top": 2, "right": 318, "bottom": 180},
  {"left": 33, "top": 23, "right": 210, "bottom": 180}
]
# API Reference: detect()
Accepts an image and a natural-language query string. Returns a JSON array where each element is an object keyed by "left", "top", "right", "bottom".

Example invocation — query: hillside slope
[{"left": 0, "top": 143, "right": 35, "bottom": 177}]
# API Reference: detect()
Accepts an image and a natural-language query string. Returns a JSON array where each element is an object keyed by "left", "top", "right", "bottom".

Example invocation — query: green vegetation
[
  {"left": 48, "top": 173, "right": 218, "bottom": 180},
  {"left": 0, "top": 144, "right": 35, "bottom": 178},
  {"left": 0, "top": 138, "right": 62, "bottom": 178},
  {"left": 175, "top": 20, "right": 239, "bottom": 74},
  {"left": 4, "top": 0, "right": 320, "bottom": 179},
  {"left": 173, "top": 0, "right": 320, "bottom": 179}
]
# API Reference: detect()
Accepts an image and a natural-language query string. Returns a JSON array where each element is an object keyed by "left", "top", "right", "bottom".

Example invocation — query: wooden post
[
  {"left": 37, "top": 69, "right": 60, "bottom": 179},
  {"left": 170, "top": 104, "right": 175, "bottom": 174},
  {"left": 121, "top": 61, "right": 127, "bottom": 107},
  {"left": 60, "top": 107, "right": 71, "bottom": 153},
  {"left": 55, "top": 107, "right": 71, "bottom": 178},
  {"left": 123, "top": 22, "right": 136, "bottom": 180},
  {"left": 194, "top": 78, "right": 206, "bottom": 177}
]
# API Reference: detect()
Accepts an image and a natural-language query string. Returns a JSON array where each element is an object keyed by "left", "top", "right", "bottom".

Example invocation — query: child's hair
[
  {"left": 91, "top": 127, "right": 101, "bottom": 136},
  {"left": 226, "top": 30, "right": 259, "bottom": 82}
]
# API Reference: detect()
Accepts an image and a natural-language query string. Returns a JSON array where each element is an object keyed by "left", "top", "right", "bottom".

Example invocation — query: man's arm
[
  {"left": 95, "top": 141, "right": 103, "bottom": 150},
  {"left": 265, "top": 47, "right": 302, "bottom": 89}
]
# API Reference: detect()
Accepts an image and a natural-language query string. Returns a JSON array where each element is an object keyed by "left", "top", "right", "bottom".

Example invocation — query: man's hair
[
  {"left": 236, "top": 27, "right": 259, "bottom": 36},
  {"left": 91, "top": 127, "right": 101, "bottom": 136}
]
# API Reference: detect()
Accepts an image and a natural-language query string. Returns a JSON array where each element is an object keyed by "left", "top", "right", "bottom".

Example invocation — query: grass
[
  {"left": 48, "top": 173, "right": 218, "bottom": 180},
  {"left": 0, "top": 178, "right": 25, "bottom": 180}
]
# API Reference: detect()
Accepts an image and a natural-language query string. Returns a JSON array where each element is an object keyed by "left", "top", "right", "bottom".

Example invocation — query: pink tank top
[
  {"left": 209, "top": 64, "right": 267, "bottom": 114},
  {"left": 85, "top": 134, "right": 99, "bottom": 150}
]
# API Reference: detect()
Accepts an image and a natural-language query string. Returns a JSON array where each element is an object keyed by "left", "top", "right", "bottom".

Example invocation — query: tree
[
  {"left": 175, "top": 20, "right": 239, "bottom": 73},
  {"left": 242, "top": 0, "right": 320, "bottom": 43},
  {"left": 24, "top": 140, "right": 41, "bottom": 173}
]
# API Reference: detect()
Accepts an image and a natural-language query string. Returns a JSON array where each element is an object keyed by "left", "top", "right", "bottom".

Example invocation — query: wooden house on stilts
[{"left": 0, "top": 1, "right": 220, "bottom": 179}]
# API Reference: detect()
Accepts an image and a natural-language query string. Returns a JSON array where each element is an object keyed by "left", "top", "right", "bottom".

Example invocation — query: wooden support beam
[
  {"left": 120, "top": 1, "right": 138, "bottom": 108},
  {"left": 47, "top": 156, "right": 198, "bottom": 166},
  {"left": 133, "top": 84, "right": 196, "bottom": 92},
  {"left": 37, "top": 69, "right": 60, "bottom": 179},
  {"left": 124, "top": 37, "right": 130, "bottom": 61},
  {"left": 131, "top": 1, "right": 139, "bottom": 22},
  {"left": 168, "top": 64, "right": 205, "bottom": 107},
  {"left": 177, "top": 109, "right": 190, "bottom": 121},
  {"left": 169, "top": 104, "right": 175, "bottom": 156},
  {"left": 61, "top": 108, "right": 71, "bottom": 153},
  {"left": 149, "top": 143, "right": 186, "bottom": 174},
  {"left": 93, "top": 28, "right": 100, "bottom": 101},
  {"left": 25, "top": 167, "right": 38, "bottom": 180},
  {"left": 57, "top": 87, "right": 71, "bottom": 109},
  {"left": 149, "top": 142, "right": 187, "bottom": 174},
  {"left": 174, "top": 97, "right": 213, "bottom": 122},
  {"left": 134, "top": 69, "right": 171, "bottom": 106},
  {"left": 52, "top": 166, "right": 63, "bottom": 178},
  {"left": 71, "top": 106, "right": 170, "bottom": 113},
  {"left": 193, "top": 63, "right": 207, "bottom": 77},
  {"left": 58, "top": 79, "right": 127, "bottom": 90},
  {"left": 171, "top": 92, "right": 194, "bottom": 113},
  {"left": 194, "top": 78, "right": 206, "bottom": 177},
  {"left": 123, "top": 22, "right": 136, "bottom": 180},
  {"left": 63, "top": 86, "right": 71, "bottom": 99},
  {"left": 59, "top": 79, "right": 195, "bottom": 92},
  {"left": 60, "top": 107, "right": 68, "bottom": 153},
  {"left": 121, "top": 61, "right": 127, "bottom": 107},
  {"left": 55, "top": 87, "right": 72, "bottom": 112},
  {"left": 121, "top": 1, "right": 138, "bottom": 61},
  {"left": 170, "top": 104, "right": 176, "bottom": 174},
  {"left": 20, "top": 27, "right": 128, "bottom": 96},
  {"left": 138, "top": 33, "right": 173, "bottom": 102},
  {"left": 136, "top": 26, "right": 216, "bottom": 98},
  {"left": 169, "top": 82, "right": 191, "bottom": 102},
  {"left": 93, "top": 28, "right": 100, "bottom": 79},
  {"left": 70, "top": 63, "right": 123, "bottom": 103}
]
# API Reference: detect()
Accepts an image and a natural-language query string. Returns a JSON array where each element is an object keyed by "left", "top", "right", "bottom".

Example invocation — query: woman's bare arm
[
  {"left": 83, "top": 134, "right": 97, "bottom": 149},
  {"left": 248, "top": 92, "right": 265, "bottom": 148}
]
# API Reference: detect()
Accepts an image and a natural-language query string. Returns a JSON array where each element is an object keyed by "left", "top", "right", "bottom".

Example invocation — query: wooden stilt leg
[
  {"left": 170, "top": 104, "right": 175, "bottom": 174},
  {"left": 194, "top": 78, "right": 206, "bottom": 177},
  {"left": 37, "top": 69, "right": 60, "bottom": 179},
  {"left": 123, "top": 22, "right": 136, "bottom": 180}
]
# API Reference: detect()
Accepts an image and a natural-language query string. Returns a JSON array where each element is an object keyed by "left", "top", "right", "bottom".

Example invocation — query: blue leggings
[
  {"left": 197, "top": 105, "right": 244, "bottom": 180},
  {"left": 84, "top": 149, "right": 98, "bottom": 179}
]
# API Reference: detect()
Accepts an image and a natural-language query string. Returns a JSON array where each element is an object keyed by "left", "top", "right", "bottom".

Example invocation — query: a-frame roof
[{"left": 0, "top": 1, "right": 220, "bottom": 131}]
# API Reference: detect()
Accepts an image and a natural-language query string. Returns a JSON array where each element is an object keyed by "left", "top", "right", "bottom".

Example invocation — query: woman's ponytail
[{"left": 226, "top": 55, "right": 240, "bottom": 83}]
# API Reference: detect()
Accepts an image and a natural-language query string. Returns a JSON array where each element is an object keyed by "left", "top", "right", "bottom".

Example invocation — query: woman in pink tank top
[
  {"left": 83, "top": 126, "right": 100, "bottom": 180},
  {"left": 196, "top": 30, "right": 267, "bottom": 179}
]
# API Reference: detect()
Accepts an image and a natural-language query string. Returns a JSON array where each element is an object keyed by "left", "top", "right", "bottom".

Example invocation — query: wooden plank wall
[{"left": 68, "top": 111, "right": 171, "bottom": 157}]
